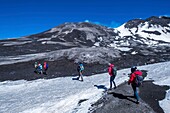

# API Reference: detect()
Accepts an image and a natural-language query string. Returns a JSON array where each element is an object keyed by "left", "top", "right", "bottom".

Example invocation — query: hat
[
  {"left": 131, "top": 66, "right": 137, "bottom": 69},
  {"left": 131, "top": 66, "right": 137, "bottom": 72}
]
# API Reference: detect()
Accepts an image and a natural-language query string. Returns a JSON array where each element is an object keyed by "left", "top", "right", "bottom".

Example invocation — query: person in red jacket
[
  {"left": 108, "top": 63, "right": 117, "bottom": 90},
  {"left": 43, "top": 62, "right": 48, "bottom": 75},
  {"left": 128, "top": 66, "right": 142, "bottom": 104}
]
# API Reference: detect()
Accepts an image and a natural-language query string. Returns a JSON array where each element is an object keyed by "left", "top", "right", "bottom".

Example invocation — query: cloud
[
  {"left": 85, "top": 20, "right": 90, "bottom": 22},
  {"left": 163, "top": 14, "right": 170, "bottom": 17},
  {"left": 84, "top": 20, "right": 122, "bottom": 28}
]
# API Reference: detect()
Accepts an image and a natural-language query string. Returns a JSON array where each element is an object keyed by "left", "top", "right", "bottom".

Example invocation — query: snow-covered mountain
[
  {"left": 117, "top": 16, "right": 170, "bottom": 45},
  {"left": 35, "top": 16, "right": 170, "bottom": 47},
  {"left": 1, "top": 16, "right": 170, "bottom": 52},
  {"left": 0, "top": 16, "right": 170, "bottom": 81}
]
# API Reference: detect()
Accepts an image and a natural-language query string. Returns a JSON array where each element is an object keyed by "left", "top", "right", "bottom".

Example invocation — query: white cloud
[
  {"left": 85, "top": 20, "right": 90, "bottom": 22},
  {"left": 84, "top": 20, "right": 122, "bottom": 28}
]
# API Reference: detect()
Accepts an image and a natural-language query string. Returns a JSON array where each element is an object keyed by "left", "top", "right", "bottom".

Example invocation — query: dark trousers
[
  {"left": 110, "top": 75, "right": 116, "bottom": 89},
  {"left": 131, "top": 84, "right": 140, "bottom": 101}
]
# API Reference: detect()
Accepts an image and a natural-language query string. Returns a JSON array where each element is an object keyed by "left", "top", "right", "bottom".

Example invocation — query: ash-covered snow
[
  {"left": 2, "top": 41, "right": 32, "bottom": 46},
  {"left": 0, "top": 62, "right": 170, "bottom": 113},
  {"left": 47, "top": 28, "right": 60, "bottom": 33},
  {"left": 37, "top": 38, "right": 52, "bottom": 42},
  {"left": 116, "top": 47, "right": 132, "bottom": 51},
  {"left": 0, "top": 47, "right": 121, "bottom": 65},
  {"left": 41, "top": 41, "right": 75, "bottom": 46}
]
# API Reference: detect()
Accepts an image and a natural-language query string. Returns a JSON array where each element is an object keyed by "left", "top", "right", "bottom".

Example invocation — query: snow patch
[
  {"left": 37, "top": 38, "right": 52, "bottom": 42},
  {"left": 94, "top": 42, "right": 100, "bottom": 47},
  {"left": 159, "top": 90, "right": 170, "bottom": 113},
  {"left": 47, "top": 28, "right": 59, "bottom": 33},
  {"left": 116, "top": 24, "right": 132, "bottom": 37},
  {"left": 2, "top": 41, "right": 32, "bottom": 46},
  {"left": 116, "top": 47, "right": 132, "bottom": 51},
  {"left": 131, "top": 51, "right": 138, "bottom": 55}
]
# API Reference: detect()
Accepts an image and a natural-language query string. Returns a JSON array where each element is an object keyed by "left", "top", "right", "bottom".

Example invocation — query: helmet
[
  {"left": 78, "top": 62, "right": 82, "bottom": 65},
  {"left": 131, "top": 66, "right": 137, "bottom": 73},
  {"left": 131, "top": 66, "right": 137, "bottom": 69}
]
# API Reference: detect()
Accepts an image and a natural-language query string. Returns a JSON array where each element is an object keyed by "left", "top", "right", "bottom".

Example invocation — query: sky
[{"left": 0, "top": 0, "right": 170, "bottom": 39}]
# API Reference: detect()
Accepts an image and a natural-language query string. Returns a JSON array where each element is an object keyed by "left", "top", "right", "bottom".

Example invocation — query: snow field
[{"left": 0, "top": 61, "right": 170, "bottom": 113}]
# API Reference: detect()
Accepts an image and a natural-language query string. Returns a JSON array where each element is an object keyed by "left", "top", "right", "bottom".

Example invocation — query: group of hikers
[
  {"left": 76, "top": 62, "right": 143, "bottom": 104},
  {"left": 108, "top": 63, "right": 143, "bottom": 104},
  {"left": 34, "top": 61, "right": 48, "bottom": 75},
  {"left": 33, "top": 61, "right": 143, "bottom": 104}
]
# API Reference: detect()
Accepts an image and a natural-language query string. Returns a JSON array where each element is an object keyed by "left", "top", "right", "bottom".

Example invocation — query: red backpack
[{"left": 43, "top": 62, "right": 48, "bottom": 70}]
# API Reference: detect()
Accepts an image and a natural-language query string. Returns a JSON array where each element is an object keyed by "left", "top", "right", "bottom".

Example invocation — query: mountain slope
[
  {"left": 0, "top": 16, "right": 170, "bottom": 81},
  {"left": 1, "top": 16, "right": 170, "bottom": 55}
]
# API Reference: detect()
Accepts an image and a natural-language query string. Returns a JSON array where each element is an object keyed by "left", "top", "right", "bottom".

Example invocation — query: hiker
[
  {"left": 108, "top": 63, "right": 117, "bottom": 89},
  {"left": 34, "top": 62, "right": 38, "bottom": 73},
  {"left": 128, "top": 66, "right": 143, "bottom": 104},
  {"left": 37, "top": 63, "right": 43, "bottom": 74},
  {"left": 77, "top": 62, "right": 84, "bottom": 81},
  {"left": 43, "top": 61, "right": 48, "bottom": 75}
]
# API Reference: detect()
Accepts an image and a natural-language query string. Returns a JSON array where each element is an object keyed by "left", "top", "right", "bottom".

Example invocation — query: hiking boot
[
  {"left": 114, "top": 86, "right": 117, "bottom": 89},
  {"left": 108, "top": 88, "right": 112, "bottom": 90},
  {"left": 136, "top": 100, "right": 139, "bottom": 104}
]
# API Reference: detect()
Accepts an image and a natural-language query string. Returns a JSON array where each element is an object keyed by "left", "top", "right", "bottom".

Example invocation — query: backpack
[
  {"left": 112, "top": 67, "right": 117, "bottom": 77},
  {"left": 34, "top": 62, "right": 38, "bottom": 68},
  {"left": 39, "top": 64, "right": 43, "bottom": 70},
  {"left": 135, "top": 71, "right": 143, "bottom": 87},
  {"left": 80, "top": 64, "right": 84, "bottom": 71},
  {"left": 43, "top": 62, "right": 48, "bottom": 70},
  {"left": 77, "top": 64, "right": 84, "bottom": 71},
  {"left": 45, "top": 63, "right": 48, "bottom": 70}
]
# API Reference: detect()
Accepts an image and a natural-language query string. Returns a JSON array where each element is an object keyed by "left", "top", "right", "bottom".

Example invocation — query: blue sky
[{"left": 0, "top": 0, "right": 170, "bottom": 39}]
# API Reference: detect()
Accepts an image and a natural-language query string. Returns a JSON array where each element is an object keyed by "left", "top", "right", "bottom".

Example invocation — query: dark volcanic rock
[
  {"left": 1, "top": 52, "right": 170, "bottom": 81},
  {"left": 142, "top": 30, "right": 161, "bottom": 35},
  {"left": 90, "top": 82, "right": 156, "bottom": 113},
  {"left": 146, "top": 16, "right": 170, "bottom": 27},
  {"left": 124, "top": 16, "right": 170, "bottom": 29},
  {"left": 140, "top": 81, "right": 169, "bottom": 113},
  {"left": 125, "top": 19, "right": 145, "bottom": 29},
  {"left": 90, "top": 81, "right": 169, "bottom": 113}
]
